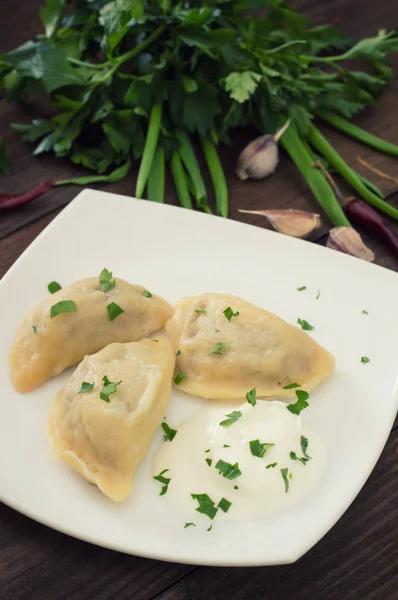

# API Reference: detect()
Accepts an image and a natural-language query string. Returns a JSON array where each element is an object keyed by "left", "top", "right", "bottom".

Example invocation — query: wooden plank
[{"left": 153, "top": 434, "right": 398, "bottom": 600}]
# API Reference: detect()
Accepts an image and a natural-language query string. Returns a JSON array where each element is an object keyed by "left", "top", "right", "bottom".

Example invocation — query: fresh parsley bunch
[{"left": 1, "top": 0, "right": 398, "bottom": 222}]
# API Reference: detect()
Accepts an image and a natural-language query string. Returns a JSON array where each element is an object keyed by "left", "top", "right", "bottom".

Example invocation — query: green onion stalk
[
  {"left": 176, "top": 130, "right": 212, "bottom": 214},
  {"left": 147, "top": 145, "right": 165, "bottom": 203},
  {"left": 135, "top": 103, "right": 163, "bottom": 199},
  {"left": 170, "top": 151, "right": 193, "bottom": 209},
  {"left": 200, "top": 138, "right": 228, "bottom": 218}
]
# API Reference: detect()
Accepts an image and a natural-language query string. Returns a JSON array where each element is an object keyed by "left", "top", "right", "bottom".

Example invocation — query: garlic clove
[
  {"left": 238, "top": 208, "right": 321, "bottom": 238},
  {"left": 327, "top": 227, "right": 375, "bottom": 262},
  {"left": 236, "top": 120, "right": 290, "bottom": 181}
]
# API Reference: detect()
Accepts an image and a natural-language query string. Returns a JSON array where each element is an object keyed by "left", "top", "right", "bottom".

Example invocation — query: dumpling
[
  {"left": 47, "top": 338, "right": 175, "bottom": 502},
  {"left": 9, "top": 277, "right": 173, "bottom": 392},
  {"left": 165, "top": 293, "right": 335, "bottom": 399}
]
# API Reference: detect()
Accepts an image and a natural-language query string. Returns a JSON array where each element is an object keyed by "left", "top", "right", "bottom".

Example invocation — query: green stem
[
  {"left": 318, "top": 111, "right": 398, "bottom": 157},
  {"left": 116, "top": 25, "right": 166, "bottom": 66},
  {"left": 200, "top": 138, "right": 228, "bottom": 218},
  {"left": 135, "top": 103, "right": 162, "bottom": 199},
  {"left": 176, "top": 129, "right": 211, "bottom": 213},
  {"left": 280, "top": 126, "right": 351, "bottom": 227},
  {"left": 307, "top": 124, "right": 398, "bottom": 220},
  {"left": 356, "top": 174, "right": 384, "bottom": 199},
  {"left": 147, "top": 145, "right": 165, "bottom": 202},
  {"left": 170, "top": 151, "right": 193, "bottom": 209}
]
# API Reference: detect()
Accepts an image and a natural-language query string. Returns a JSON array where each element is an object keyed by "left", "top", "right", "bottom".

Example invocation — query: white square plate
[{"left": 1, "top": 189, "right": 398, "bottom": 566}]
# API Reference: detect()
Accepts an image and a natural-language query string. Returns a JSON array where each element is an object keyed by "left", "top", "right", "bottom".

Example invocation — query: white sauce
[{"left": 154, "top": 400, "right": 324, "bottom": 522}]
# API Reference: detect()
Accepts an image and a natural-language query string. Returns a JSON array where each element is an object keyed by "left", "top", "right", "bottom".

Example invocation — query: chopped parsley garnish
[
  {"left": 174, "top": 370, "right": 187, "bottom": 385},
  {"left": 301, "top": 435, "right": 311, "bottom": 459},
  {"left": 184, "top": 522, "right": 196, "bottom": 528},
  {"left": 280, "top": 468, "right": 290, "bottom": 493},
  {"left": 78, "top": 381, "right": 95, "bottom": 394},
  {"left": 176, "top": 349, "right": 181, "bottom": 356},
  {"left": 316, "top": 290, "right": 321, "bottom": 300},
  {"left": 191, "top": 493, "right": 218, "bottom": 520},
  {"left": 208, "top": 342, "right": 231, "bottom": 355},
  {"left": 297, "top": 286, "right": 306, "bottom": 291},
  {"left": 153, "top": 469, "right": 171, "bottom": 496},
  {"left": 162, "top": 422, "right": 177, "bottom": 442},
  {"left": 287, "top": 390, "right": 309, "bottom": 415},
  {"left": 205, "top": 448, "right": 210, "bottom": 453},
  {"left": 362, "top": 309, "right": 368, "bottom": 315},
  {"left": 107, "top": 301, "right": 124, "bottom": 321},
  {"left": 223, "top": 444, "right": 231, "bottom": 448},
  {"left": 290, "top": 451, "right": 310, "bottom": 465},
  {"left": 289, "top": 473, "right": 293, "bottom": 479},
  {"left": 215, "top": 459, "right": 242, "bottom": 480},
  {"left": 218, "top": 498, "right": 232, "bottom": 513},
  {"left": 50, "top": 300, "right": 77, "bottom": 319},
  {"left": 297, "top": 318, "right": 314, "bottom": 331},
  {"left": 99, "top": 268, "right": 116, "bottom": 293},
  {"left": 361, "top": 356, "right": 370, "bottom": 364},
  {"left": 48, "top": 281, "right": 62, "bottom": 294},
  {"left": 205, "top": 458, "right": 212, "bottom": 467},
  {"left": 142, "top": 290, "right": 152, "bottom": 298},
  {"left": 32, "top": 325, "right": 37, "bottom": 334},
  {"left": 223, "top": 306, "right": 239, "bottom": 322},
  {"left": 283, "top": 382, "right": 300, "bottom": 389},
  {"left": 219, "top": 411, "right": 242, "bottom": 427},
  {"left": 246, "top": 388, "right": 256, "bottom": 406},
  {"left": 233, "top": 485, "right": 239, "bottom": 490},
  {"left": 100, "top": 375, "right": 121, "bottom": 402},
  {"left": 249, "top": 440, "right": 275, "bottom": 458},
  {"left": 214, "top": 329, "right": 220, "bottom": 332},
  {"left": 195, "top": 308, "right": 207, "bottom": 314},
  {"left": 207, "top": 524, "right": 213, "bottom": 531},
  {"left": 266, "top": 462, "right": 277, "bottom": 469},
  {"left": 152, "top": 339, "right": 159, "bottom": 342}
]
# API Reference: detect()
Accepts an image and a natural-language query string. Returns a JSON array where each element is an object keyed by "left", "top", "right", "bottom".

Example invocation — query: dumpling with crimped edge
[
  {"left": 47, "top": 338, "right": 175, "bottom": 502},
  {"left": 165, "top": 293, "right": 335, "bottom": 399},
  {"left": 9, "top": 276, "right": 173, "bottom": 393}
]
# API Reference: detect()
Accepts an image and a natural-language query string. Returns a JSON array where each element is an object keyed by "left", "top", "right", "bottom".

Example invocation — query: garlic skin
[
  {"left": 236, "top": 120, "right": 290, "bottom": 180},
  {"left": 327, "top": 227, "right": 375, "bottom": 262},
  {"left": 238, "top": 208, "right": 321, "bottom": 238}
]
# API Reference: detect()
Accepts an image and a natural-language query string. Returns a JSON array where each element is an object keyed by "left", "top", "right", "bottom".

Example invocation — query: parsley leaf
[
  {"left": 217, "top": 498, "right": 232, "bottom": 513},
  {"left": 223, "top": 306, "right": 239, "bottom": 321},
  {"left": 184, "top": 522, "right": 196, "bottom": 528},
  {"left": 174, "top": 371, "right": 187, "bottom": 385},
  {"left": 142, "top": 290, "right": 152, "bottom": 298},
  {"left": 32, "top": 325, "right": 38, "bottom": 334},
  {"left": 283, "top": 383, "right": 300, "bottom": 389},
  {"left": 297, "top": 286, "right": 306, "bottom": 291},
  {"left": 107, "top": 302, "right": 124, "bottom": 321},
  {"left": 100, "top": 375, "right": 121, "bottom": 402},
  {"left": 162, "top": 422, "right": 177, "bottom": 442},
  {"left": 316, "top": 290, "right": 321, "bottom": 300},
  {"left": 361, "top": 356, "right": 370, "bottom": 363},
  {"left": 191, "top": 493, "right": 218, "bottom": 520},
  {"left": 280, "top": 468, "right": 290, "bottom": 493},
  {"left": 153, "top": 469, "right": 171, "bottom": 496},
  {"left": 246, "top": 388, "right": 256, "bottom": 406},
  {"left": 99, "top": 268, "right": 116, "bottom": 293},
  {"left": 290, "top": 451, "right": 310, "bottom": 465},
  {"left": 78, "top": 381, "right": 95, "bottom": 394},
  {"left": 249, "top": 440, "right": 275, "bottom": 458},
  {"left": 215, "top": 459, "right": 242, "bottom": 480},
  {"left": 205, "top": 458, "right": 212, "bottom": 467},
  {"left": 266, "top": 462, "right": 277, "bottom": 469},
  {"left": 50, "top": 300, "right": 77, "bottom": 319},
  {"left": 297, "top": 318, "right": 314, "bottom": 331},
  {"left": 301, "top": 435, "right": 311, "bottom": 459},
  {"left": 176, "top": 349, "right": 181, "bottom": 356},
  {"left": 48, "top": 281, "right": 62, "bottom": 294},
  {"left": 287, "top": 390, "right": 309, "bottom": 415},
  {"left": 362, "top": 310, "right": 368, "bottom": 315},
  {"left": 208, "top": 342, "right": 231, "bottom": 355},
  {"left": 224, "top": 71, "right": 261, "bottom": 103},
  {"left": 195, "top": 308, "right": 207, "bottom": 314},
  {"left": 219, "top": 411, "right": 242, "bottom": 427}
]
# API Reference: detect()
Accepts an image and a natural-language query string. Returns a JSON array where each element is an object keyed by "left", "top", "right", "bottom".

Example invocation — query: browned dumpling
[
  {"left": 10, "top": 277, "right": 173, "bottom": 392},
  {"left": 166, "top": 293, "right": 335, "bottom": 399}
]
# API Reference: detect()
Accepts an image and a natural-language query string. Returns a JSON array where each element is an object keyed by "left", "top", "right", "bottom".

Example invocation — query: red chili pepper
[
  {"left": 0, "top": 180, "right": 56, "bottom": 211},
  {"left": 343, "top": 197, "right": 398, "bottom": 255}
]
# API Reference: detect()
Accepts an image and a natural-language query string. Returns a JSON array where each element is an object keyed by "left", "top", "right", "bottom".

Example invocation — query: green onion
[
  {"left": 176, "top": 129, "right": 211, "bottom": 213},
  {"left": 318, "top": 111, "right": 398, "bottom": 157},
  {"left": 170, "top": 151, "right": 193, "bottom": 209},
  {"left": 147, "top": 145, "right": 165, "bottom": 203},
  {"left": 280, "top": 125, "right": 351, "bottom": 227},
  {"left": 200, "top": 138, "right": 228, "bottom": 218},
  {"left": 135, "top": 103, "right": 163, "bottom": 199},
  {"left": 307, "top": 125, "right": 398, "bottom": 221}
]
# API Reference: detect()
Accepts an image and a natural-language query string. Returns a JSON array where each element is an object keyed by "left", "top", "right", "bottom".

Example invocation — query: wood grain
[{"left": 1, "top": 1, "right": 398, "bottom": 599}]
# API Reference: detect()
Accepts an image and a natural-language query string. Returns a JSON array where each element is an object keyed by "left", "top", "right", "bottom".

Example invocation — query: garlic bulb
[
  {"left": 238, "top": 208, "right": 321, "bottom": 238},
  {"left": 327, "top": 227, "right": 375, "bottom": 262},
  {"left": 236, "top": 120, "right": 290, "bottom": 180}
]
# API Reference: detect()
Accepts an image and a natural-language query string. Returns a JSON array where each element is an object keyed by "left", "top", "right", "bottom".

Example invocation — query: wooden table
[{"left": 1, "top": 2, "right": 397, "bottom": 598}]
